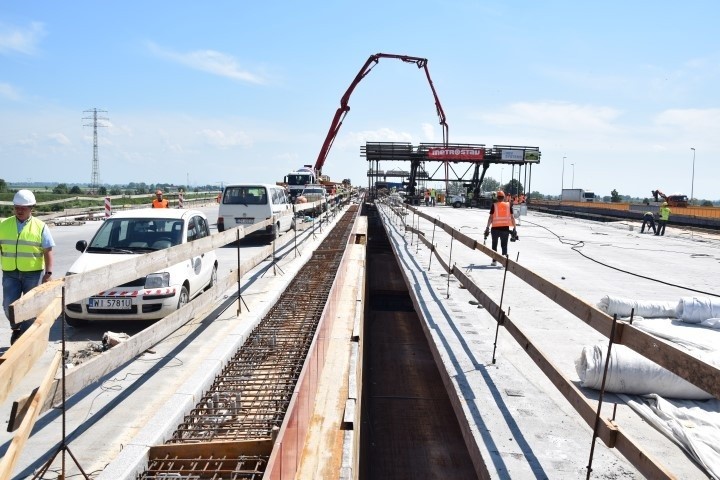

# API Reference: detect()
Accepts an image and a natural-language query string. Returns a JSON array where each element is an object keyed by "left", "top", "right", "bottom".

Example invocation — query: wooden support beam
[
  {"left": 407, "top": 205, "right": 720, "bottom": 399},
  {"left": 0, "top": 351, "right": 62, "bottom": 480},
  {"left": 148, "top": 439, "right": 274, "bottom": 460},
  {"left": 0, "top": 297, "right": 60, "bottom": 405},
  {"left": 11, "top": 243, "right": 274, "bottom": 418},
  {"left": 9, "top": 220, "right": 272, "bottom": 323},
  {"left": 401, "top": 204, "right": 685, "bottom": 478},
  {"left": 454, "top": 257, "right": 677, "bottom": 479}
]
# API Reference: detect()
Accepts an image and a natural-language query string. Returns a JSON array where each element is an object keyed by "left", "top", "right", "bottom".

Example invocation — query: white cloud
[
  {"left": 48, "top": 133, "right": 71, "bottom": 145},
  {"left": 474, "top": 101, "right": 622, "bottom": 133},
  {"left": 0, "top": 82, "right": 21, "bottom": 100},
  {"left": 147, "top": 42, "right": 267, "bottom": 84},
  {"left": 0, "top": 21, "right": 46, "bottom": 55},
  {"left": 199, "top": 129, "right": 253, "bottom": 148},
  {"left": 342, "top": 128, "right": 413, "bottom": 146},
  {"left": 654, "top": 108, "right": 720, "bottom": 131},
  {"left": 421, "top": 122, "right": 436, "bottom": 142}
]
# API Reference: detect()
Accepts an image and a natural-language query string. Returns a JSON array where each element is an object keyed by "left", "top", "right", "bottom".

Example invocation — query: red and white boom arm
[{"left": 313, "top": 53, "right": 449, "bottom": 176}]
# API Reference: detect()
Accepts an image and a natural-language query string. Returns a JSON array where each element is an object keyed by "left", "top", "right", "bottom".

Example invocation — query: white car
[{"left": 64, "top": 208, "right": 218, "bottom": 326}]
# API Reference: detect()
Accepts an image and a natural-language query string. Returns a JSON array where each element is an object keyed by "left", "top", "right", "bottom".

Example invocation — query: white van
[{"left": 216, "top": 183, "right": 294, "bottom": 240}]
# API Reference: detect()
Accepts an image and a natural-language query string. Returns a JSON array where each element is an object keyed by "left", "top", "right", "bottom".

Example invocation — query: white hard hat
[{"left": 13, "top": 189, "right": 36, "bottom": 206}]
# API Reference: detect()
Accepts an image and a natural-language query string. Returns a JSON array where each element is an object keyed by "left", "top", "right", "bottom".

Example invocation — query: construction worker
[
  {"left": 430, "top": 188, "right": 437, "bottom": 206},
  {"left": 656, "top": 202, "right": 671, "bottom": 236},
  {"left": 152, "top": 189, "right": 169, "bottom": 208},
  {"left": 484, "top": 191, "right": 517, "bottom": 266},
  {"left": 0, "top": 190, "right": 55, "bottom": 345},
  {"left": 640, "top": 211, "right": 656, "bottom": 234}
]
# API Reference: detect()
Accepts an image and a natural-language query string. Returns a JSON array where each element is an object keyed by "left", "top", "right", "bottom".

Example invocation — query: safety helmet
[
  {"left": 156, "top": 189, "right": 163, "bottom": 195},
  {"left": 13, "top": 189, "right": 36, "bottom": 206},
  {"left": 496, "top": 190, "right": 505, "bottom": 198},
  {"left": 662, "top": 202, "right": 668, "bottom": 206}
]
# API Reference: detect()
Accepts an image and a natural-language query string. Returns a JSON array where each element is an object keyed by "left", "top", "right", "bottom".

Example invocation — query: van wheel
[
  {"left": 65, "top": 315, "right": 88, "bottom": 328},
  {"left": 453, "top": 201, "right": 462, "bottom": 208},
  {"left": 177, "top": 286, "right": 189, "bottom": 309}
]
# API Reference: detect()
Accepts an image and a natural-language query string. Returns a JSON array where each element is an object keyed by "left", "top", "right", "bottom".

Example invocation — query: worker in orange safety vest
[
  {"left": 152, "top": 190, "right": 169, "bottom": 208},
  {"left": 483, "top": 190, "right": 517, "bottom": 266}
]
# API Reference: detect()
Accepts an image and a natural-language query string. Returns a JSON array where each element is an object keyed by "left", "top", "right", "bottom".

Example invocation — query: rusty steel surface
[{"left": 138, "top": 207, "right": 358, "bottom": 480}]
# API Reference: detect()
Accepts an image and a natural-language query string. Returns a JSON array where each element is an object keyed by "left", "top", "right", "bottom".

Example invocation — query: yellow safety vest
[
  {"left": 0, "top": 216, "right": 46, "bottom": 271},
  {"left": 659, "top": 206, "right": 671, "bottom": 221}
]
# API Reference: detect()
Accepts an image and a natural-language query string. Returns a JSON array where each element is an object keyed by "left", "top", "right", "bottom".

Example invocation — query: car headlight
[{"left": 144, "top": 272, "right": 170, "bottom": 289}]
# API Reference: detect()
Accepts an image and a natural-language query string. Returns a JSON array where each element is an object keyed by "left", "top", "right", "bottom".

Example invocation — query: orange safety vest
[
  {"left": 152, "top": 198, "right": 169, "bottom": 208},
  {"left": 491, "top": 201, "right": 513, "bottom": 228}
]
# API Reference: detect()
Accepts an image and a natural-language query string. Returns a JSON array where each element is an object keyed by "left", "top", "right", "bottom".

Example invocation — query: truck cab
[{"left": 284, "top": 166, "right": 317, "bottom": 201}]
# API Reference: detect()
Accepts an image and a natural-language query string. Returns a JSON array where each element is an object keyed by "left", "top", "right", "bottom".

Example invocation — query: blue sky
[{"left": 1, "top": 1, "right": 718, "bottom": 200}]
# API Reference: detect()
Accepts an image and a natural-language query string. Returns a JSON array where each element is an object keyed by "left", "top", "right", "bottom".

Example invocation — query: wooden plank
[
  {"left": 149, "top": 439, "right": 274, "bottom": 459},
  {"left": 10, "top": 220, "right": 272, "bottom": 323},
  {"left": 0, "top": 297, "right": 59, "bottom": 405},
  {"left": 50, "top": 244, "right": 273, "bottom": 408},
  {"left": 408, "top": 204, "right": 720, "bottom": 399},
  {"left": 0, "top": 351, "right": 62, "bottom": 480},
  {"left": 452, "top": 267, "right": 676, "bottom": 479},
  {"left": 6, "top": 278, "right": 62, "bottom": 324}
]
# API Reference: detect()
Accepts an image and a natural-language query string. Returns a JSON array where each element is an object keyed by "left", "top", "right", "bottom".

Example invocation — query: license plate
[
  {"left": 235, "top": 217, "right": 254, "bottom": 224},
  {"left": 88, "top": 297, "right": 133, "bottom": 309}
]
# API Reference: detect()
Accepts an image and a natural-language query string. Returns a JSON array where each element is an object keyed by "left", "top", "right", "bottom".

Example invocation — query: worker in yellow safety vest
[
  {"left": 152, "top": 189, "right": 169, "bottom": 208},
  {"left": 483, "top": 190, "right": 517, "bottom": 266},
  {"left": 656, "top": 202, "right": 671, "bottom": 236},
  {"left": 0, "top": 190, "right": 55, "bottom": 344}
]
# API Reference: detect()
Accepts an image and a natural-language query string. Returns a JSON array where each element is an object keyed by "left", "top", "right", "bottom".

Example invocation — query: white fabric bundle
[
  {"left": 596, "top": 295, "right": 678, "bottom": 318},
  {"left": 624, "top": 394, "right": 720, "bottom": 480},
  {"left": 575, "top": 344, "right": 713, "bottom": 400},
  {"left": 677, "top": 297, "right": 720, "bottom": 324}
]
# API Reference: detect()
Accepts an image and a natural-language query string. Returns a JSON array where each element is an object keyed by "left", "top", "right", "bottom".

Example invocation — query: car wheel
[
  {"left": 205, "top": 265, "right": 218, "bottom": 291},
  {"left": 453, "top": 201, "right": 462, "bottom": 208},
  {"left": 65, "top": 315, "right": 88, "bottom": 328},
  {"left": 177, "top": 286, "right": 189, "bottom": 309}
]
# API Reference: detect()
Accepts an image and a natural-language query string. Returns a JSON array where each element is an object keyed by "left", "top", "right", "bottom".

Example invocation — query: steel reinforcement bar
[{"left": 136, "top": 207, "right": 358, "bottom": 480}]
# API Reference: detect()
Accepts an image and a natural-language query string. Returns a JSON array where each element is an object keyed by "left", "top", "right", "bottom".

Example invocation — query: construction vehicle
[
  {"left": 284, "top": 166, "right": 318, "bottom": 201},
  {"left": 651, "top": 189, "right": 688, "bottom": 207}
]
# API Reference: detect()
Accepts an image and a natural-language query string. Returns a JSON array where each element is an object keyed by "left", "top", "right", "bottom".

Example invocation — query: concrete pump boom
[{"left": 313, "top": 52, "right": 449, "bottom": 176}]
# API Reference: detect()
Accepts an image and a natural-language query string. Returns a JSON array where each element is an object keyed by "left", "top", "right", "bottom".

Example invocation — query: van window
[
  {"left": 223, "top": 186, "right": 268, "bottom": 205},
  {"left": 272, "top": 188, "right": 288, "bottom": 205}
]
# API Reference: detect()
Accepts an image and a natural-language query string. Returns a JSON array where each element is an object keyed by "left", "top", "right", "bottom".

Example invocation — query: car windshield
[
  {"left": 223, "top": 186, "right": 268, "bottom": 205},
  {"left": 88, "top": 218, "right": 185, "bottom": 252}
]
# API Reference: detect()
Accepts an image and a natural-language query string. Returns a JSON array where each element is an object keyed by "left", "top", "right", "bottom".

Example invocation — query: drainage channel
[
  {"left": 360, "top": 202, "right": 477, "bottom": 479},
  {"left": 136, "top": 205, "right": 358, "bottom": 480}
]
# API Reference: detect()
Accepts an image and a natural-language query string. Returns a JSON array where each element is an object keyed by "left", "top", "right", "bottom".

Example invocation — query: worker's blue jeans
[
  {"left": 2, "top": 270, "right": 42, "bottom": 330},
  {"left": 656, "top": 220, "right": 667, "bottom": 236}
]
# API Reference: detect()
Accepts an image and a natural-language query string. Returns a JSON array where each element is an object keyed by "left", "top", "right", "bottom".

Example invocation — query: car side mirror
[{"left": 76, "top": 240, "right": 87, "bottom": 253}]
